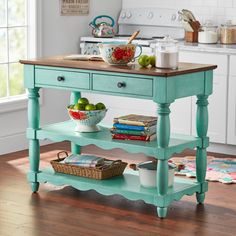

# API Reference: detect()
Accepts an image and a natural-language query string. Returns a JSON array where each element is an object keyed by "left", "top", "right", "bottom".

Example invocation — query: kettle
[{"left": 89, "top": 15, "right": 115, "bottom": 38}]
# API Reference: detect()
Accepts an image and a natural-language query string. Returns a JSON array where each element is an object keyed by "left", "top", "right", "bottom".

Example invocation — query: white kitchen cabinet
[
  {"left": 170, "top": 98, "right": 192, "bottom": 135},
  {"left": 178, "top": 51, "right": 228, "bottom": 143},
  {"left": 227, "top": 56, "right": 236, "bottom": 145},
  {"left": 191, "top": 74, "right": 227, "bottom": 143}
]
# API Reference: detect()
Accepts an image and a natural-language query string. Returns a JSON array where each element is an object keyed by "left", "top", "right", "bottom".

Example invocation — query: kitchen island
[{"left": 20, "top": 57, "right": 216, "bottom": 218}]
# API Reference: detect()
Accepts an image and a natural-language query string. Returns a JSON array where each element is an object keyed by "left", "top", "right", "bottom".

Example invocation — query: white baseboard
[
  {"left": 0, "top": 132, "right": 52, "bottom": 155},
  {"left": 0, "top": 132, "right": 28, "bottom": 155},
  {"left": 208, "top": 143, "right": 236, "bottom": 156}
]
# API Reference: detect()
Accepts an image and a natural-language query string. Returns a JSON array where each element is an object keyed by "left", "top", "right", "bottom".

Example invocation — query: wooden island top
[{"left": 20, "top": 55, "right": 217, "bottom": 77}]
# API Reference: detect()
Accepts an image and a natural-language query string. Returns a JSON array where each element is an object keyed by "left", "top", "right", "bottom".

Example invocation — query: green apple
[
  {"left": 138, "top": 55, "right": 151, "bottom": 67},
  {"left": 96, "top": 102, "right": 106, "bottom": 110},
  {"left": 73, "top": 103, "right": 85, "bottom": 110},
  {"left": 149, "top": 55, "right": 156, "bottom": 67},
  {"left": 85, "top": 104, "right": 96, "bottom": 111},
  {"left": 78, "top": 97, "right": 89, "bottom": 105}
]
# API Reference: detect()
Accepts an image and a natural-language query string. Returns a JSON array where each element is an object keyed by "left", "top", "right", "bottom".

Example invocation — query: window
[{"left": 0, "top": 0, "right": 38, "bottom": 106}]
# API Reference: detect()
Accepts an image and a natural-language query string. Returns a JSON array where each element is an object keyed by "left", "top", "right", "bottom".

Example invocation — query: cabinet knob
[
  {"left": 57, "top": 76, "right": 65, "bottom": 82},
  {"left": 117, "top": 82, "right": 126, "bottom": 88}
]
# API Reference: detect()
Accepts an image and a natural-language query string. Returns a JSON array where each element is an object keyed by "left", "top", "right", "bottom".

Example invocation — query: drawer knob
[
  {"left": 57, "top": 76, "right": 65, "bottom": 82},
  {"left": 117, "top": 82, "right": 126, "bottom": 88}
]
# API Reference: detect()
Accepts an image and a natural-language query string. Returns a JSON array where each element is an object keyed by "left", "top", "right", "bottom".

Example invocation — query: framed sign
[{"left": 60, "top": 0, "right": 90, "bottom": 16}]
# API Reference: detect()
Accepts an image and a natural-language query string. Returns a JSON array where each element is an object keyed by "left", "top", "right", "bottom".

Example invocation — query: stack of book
[{"left": 111, "top": 114, "right": 157, "bottom": 141}]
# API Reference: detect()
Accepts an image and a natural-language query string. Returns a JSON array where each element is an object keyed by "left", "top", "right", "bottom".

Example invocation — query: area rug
[{"left": 171, "top": 156, "right": 236, "bottom": 184}]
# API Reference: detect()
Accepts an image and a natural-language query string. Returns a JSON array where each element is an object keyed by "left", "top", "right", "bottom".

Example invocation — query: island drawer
[
  {"left": 35, "top": 69, "right": 90, "bottom": 90},
  {"left": 92, "top": 74, "right": 153, "bottom": 97}
]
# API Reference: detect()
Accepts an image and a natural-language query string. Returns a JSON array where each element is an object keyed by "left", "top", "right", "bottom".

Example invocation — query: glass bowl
[{"left": 98, "top": 41, "right": 142, "bottom": 65}]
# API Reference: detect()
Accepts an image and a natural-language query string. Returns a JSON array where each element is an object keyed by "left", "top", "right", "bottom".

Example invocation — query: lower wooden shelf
[{"left": 29, "top": 168, "right": 207, "bottom": 206}]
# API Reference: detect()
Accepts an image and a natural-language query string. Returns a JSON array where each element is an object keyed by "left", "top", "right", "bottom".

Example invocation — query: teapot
[{"left": 89, "top": 15, "right": 115, "bottom": 38}]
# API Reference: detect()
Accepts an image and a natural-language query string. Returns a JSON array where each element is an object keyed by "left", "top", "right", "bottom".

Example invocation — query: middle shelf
[{"left": 33, "top": 120, "right": 202, "bottom": 158}]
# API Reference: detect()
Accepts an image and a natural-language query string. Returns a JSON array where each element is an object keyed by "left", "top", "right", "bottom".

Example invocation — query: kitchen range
[
  {"left": 80, "top": 8, "right": 184, "bottom": 56},
  {"left": 80, "top": 8, "right": 236, "bottom": 55}
]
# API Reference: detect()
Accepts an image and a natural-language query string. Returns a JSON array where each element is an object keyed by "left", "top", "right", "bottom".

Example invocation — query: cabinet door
[
  {"left": 179, "top": 51, "right": 228, "bottom": 143},
  {"left": 191, "top": 74, "right": 227, "bottom": 143},
  {"left": 227, "top": 56, "right": 236, "bottom": 145},
  {"left": 170, "top": 97, "right": 192, "bottom": 135}
]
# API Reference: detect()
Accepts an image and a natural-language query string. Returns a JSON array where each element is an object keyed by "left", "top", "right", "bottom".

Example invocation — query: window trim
[
  {"left": 0, "top": 0, "right": 42, "bottom": 111},
  {"left": 0, "top": 94, "right": 28, "bottom": 113}
]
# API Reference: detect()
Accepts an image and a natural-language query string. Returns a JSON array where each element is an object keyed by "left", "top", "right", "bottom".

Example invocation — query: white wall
[
  {"left": 42, "top": 0, "right": 122, "bottom": 56},
  {"left": 123, "top": 0, "right": 236, "bottom": 25},
  {"left": 0, "top": 0, "right": 122, "bottom": 155}
]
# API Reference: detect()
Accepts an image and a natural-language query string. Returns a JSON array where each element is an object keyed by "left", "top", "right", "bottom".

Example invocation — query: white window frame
[{"left": 0, "top": 0, "right": 42, "bottom": 113}]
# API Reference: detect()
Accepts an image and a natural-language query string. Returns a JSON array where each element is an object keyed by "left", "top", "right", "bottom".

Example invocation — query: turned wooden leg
[
  {"left": 70, "top": 91, "right": 81, "bottom": 154},
  {"left": 156, "top": 103, "right": 171, "bottom": 218},
  {"left": 196, "top": 95, "right": 209, "bottom": 204},
  {"left": 157, "top": 207, "right": 168, "bottom": 219},
  {"left": 28, "top": 88, "right": 40, "bottom": 193},
  {"left": 157, "top": 103, "right": 170, "bottom": 148}
]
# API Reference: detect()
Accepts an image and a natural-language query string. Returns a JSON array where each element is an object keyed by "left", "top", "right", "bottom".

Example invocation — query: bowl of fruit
[{"left": 67, "top": 97, "right": 107, "bottom": 132}]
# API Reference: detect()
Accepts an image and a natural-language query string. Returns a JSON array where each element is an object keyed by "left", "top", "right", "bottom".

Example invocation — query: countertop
[
  {"left": 20, "top": 55, "right": 217, "bottom": 77},
  {"left": 179, "top": 41, "right": 236, "bottom": 54}
]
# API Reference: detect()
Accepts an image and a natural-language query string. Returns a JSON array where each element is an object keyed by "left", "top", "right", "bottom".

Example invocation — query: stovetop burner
[
  {"left": 115, "top": 35, "right": 164, "bottom": 41},
  {"left": 114, "top": 34, "right": 130, "bottom": 37},
  {"left": 135, "top": 37, "right": 154, "bottom": 40},
  {"left": 152, "top": 36, "right": 165, "bottom": 39}
]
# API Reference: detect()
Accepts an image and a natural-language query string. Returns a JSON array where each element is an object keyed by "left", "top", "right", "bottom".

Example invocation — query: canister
[
  {"left": 198, "top": 22, "right": 218, "bottom": 44},
  {"left": 220, "top": 21, "right": 236, "bottom": 44},
  {"left": 155, "top": 36, "right": 179, "bottom": 69}
]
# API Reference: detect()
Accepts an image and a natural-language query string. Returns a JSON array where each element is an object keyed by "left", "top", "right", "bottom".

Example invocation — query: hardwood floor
[{"left": 0, "top": 142, "right": 236, "bottom": 236}]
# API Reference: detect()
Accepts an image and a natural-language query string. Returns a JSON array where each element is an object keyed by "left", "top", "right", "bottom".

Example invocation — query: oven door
[
  {"left": 80, "top": 42, "right": 100, "bottom": 55},
  {"left": 80, "top": 42, "right": 154, "bottom": 56}
]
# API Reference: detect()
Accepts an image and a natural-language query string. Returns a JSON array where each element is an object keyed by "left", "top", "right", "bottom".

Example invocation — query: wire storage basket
[{"left": 50, "top": 151, "right": 127, "bottom": 180}]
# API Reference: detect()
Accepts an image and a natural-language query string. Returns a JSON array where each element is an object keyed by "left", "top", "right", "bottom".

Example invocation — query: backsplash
[{"left": 122, "top": 0, "right": 236, "bottom": 25}]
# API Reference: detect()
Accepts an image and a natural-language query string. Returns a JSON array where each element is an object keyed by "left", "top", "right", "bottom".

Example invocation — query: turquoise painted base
[
  {"left": 157, "top": 207, "right": 168, "bottom": 218},
  {"left": 31, "top": 182, "right": 39, "bottom": 193},
  {"left": 196, "top": 193, "right": 205, "bottom": 204},
  {"left": 23, "top": 62, "right": 214, "bottom": 218}
]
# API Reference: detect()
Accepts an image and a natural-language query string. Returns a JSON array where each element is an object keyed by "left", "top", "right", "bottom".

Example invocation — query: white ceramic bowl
[
  {"left": 68, "top": 108, "right": 107, "bottom": 132},
  {"left": 98, "top": 41, "right": 142, "bottom": 65}
]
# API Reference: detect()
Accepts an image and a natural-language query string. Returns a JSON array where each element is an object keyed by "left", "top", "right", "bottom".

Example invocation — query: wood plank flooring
[{"left": 0, "top": 142, "right": 236, "bottom": 236}]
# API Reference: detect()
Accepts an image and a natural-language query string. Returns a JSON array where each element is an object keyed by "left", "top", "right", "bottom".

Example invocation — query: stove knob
[
  {"left": 147, "top": 12, "right": 154, "bottom": 19},
  {"left": 121, "top": 12, "right": 126, "bottom": 19},
  {"left": 126, "top": 11, "right": 132, "bottom": 19},
  {"left": 178, "top": 15, "right": 182, "bottom": 21},
  {"left": 171, "top": 14, "right": 177, "bottom": 21}
]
